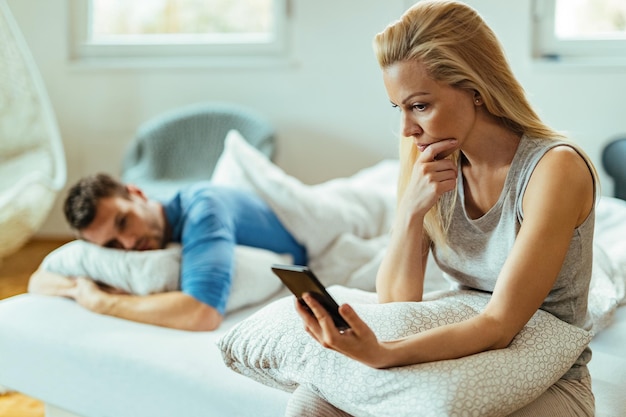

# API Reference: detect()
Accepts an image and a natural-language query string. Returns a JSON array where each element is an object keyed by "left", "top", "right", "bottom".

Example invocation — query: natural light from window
[
  {"left": 533, "top": 0, "right": 626, "bottom": 64},
  {"left": 90, "top": 0, "right": 274, "bottom": 44},
  {"left": 69, "top": 0, "right": 289, "bottom": 66},
  {"left": 554, "top": 0, "right": 626, "bottom": 40}
]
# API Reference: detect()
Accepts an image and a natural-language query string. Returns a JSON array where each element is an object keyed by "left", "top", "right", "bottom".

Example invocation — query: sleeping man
[{"left": 28, "top": 173, "right": 307, "bottom": 331}]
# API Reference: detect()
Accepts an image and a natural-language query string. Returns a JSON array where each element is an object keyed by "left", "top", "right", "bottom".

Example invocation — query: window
[
  {"left": 533, "top": 0, "right": 626, "bottom": 63},
  {"left": 69, "top": 0, "right": 291, "bottom": 66}
]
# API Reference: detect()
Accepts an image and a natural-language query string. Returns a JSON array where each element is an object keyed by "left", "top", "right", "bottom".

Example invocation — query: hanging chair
[{"left": 0, "top": 0, "right": 66, "bottom": 264}]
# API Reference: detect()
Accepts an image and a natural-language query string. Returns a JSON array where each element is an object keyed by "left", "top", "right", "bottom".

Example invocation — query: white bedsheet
[
  {"left": 588, "top": 305, "right": 626, "bottom": 417},
  {"left": 0, "top": 292, "right": 292, "bottom": 417}
]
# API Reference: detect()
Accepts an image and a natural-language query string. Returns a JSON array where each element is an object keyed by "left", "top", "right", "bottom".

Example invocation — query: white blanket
[
  {"left": 212, "top": 130, "right": 398, "bottom": 291},
  {"left": 589, "top": 197, "right": 626, "bottom": 332}
]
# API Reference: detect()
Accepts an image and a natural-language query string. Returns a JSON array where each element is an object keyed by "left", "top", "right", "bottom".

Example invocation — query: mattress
[
  {"left": 0, "top": 293, "right": 291, "bottom": 417},
  {"left": 1, "top": 280, "right": 625, "bottom": 417}
]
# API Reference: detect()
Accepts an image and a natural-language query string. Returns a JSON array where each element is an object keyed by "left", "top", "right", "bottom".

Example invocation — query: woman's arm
[
  {"left": 376, "top": 139, "right": 458, "bottom": 302},
  {"left": 301, "top": 146, "right": 594, "bottom": 368},
  {"left": 375, "top": 213, "right": 431, "bottom": 302},
  {"left": 480, "top": 146, "right": 594, "bottom": 347}
]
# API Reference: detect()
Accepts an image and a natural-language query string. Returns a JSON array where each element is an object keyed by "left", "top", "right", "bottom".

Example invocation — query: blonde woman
[{"left": 288, "top": 1, "right": 596, "bottom": 416}]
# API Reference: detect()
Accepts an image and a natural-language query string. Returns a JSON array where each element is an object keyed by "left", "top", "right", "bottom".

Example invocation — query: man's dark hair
[{"left": 63, "top": 173, "right": 129, "bottom": 230}]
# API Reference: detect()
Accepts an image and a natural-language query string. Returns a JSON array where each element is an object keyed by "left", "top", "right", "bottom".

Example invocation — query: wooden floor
[
  {"left": 0, "top": 238, "right": 70, "bottom": 299},
  {"left": 0, "top": 237, "right": 72, "bottom": 417}
]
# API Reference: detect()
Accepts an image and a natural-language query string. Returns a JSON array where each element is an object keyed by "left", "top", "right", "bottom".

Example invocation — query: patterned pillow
[{"left": 218, "top": 286, "right": 591, "bottom": 417}]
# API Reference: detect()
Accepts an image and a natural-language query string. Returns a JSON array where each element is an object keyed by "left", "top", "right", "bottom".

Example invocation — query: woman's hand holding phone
[
  {"left": 271, "top": 264, "right": 393, "bottom": 368},
  {"left": 295, "top": 292, "right": 390, "bottom": 369}
]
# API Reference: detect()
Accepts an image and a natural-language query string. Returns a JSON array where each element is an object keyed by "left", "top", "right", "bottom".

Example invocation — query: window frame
[
  {"left": 532, "top": 0, "right": 626, "bottom": 63},
  {"left": 68, "top": 0, "right": 292, "bottom": 67}
]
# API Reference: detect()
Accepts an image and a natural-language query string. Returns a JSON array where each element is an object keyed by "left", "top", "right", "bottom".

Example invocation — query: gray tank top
[{"left": 433, "top": 136, "right": 594, "bottom": 380}]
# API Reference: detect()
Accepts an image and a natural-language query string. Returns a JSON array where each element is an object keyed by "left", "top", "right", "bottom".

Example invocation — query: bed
[{"left": 0, "top": 133, "right": 625, "bottom": 417}]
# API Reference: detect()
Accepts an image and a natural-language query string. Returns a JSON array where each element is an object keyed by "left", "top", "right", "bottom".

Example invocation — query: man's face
[{"left": 80, "top": 187, "right": 166, "bottom": 251}]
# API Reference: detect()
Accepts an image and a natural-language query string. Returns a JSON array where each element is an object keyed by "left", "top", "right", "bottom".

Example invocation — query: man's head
[{"left": 64, "top": 173, "right": 167, "bottom": 250}]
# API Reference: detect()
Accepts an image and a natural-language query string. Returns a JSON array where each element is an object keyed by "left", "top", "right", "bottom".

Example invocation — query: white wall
[{"left": 6, "top": 0, "right": 625, "bottom": 237}]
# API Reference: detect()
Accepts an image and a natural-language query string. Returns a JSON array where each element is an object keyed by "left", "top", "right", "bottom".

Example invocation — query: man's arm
[
  {"left": 28, "top": 268, "right": 76, "bottom": 298},
  {"left": 69, "top": 278, "right": 223, "bottom": 331},
  {"left": 29, "top": 270, "right": 222, "bottom": 331}
]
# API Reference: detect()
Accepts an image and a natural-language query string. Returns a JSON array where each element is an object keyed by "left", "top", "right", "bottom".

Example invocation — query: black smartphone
[{"left": 271, "top": 264, "right": 350, "bottom": 332}]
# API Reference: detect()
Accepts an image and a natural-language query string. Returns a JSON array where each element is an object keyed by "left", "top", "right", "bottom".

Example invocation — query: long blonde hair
[{"left": 373, "top": 0, "right": 596, "bottom": 247}]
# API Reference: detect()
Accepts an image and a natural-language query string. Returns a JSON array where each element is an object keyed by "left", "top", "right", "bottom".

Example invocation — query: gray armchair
[
  {"left": 602, "top": 137, "right": 626, "bottom": 200},
  {"left": 121, "top": 102, "right": 275, "bottom": 200}
]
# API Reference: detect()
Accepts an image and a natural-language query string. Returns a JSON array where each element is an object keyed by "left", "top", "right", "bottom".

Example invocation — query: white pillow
[
  {"left": 40, "top": 240, "right": 291, "bottom": 313},
  {"left": 218, "top": 286, "right": 592, "bottom": 417},
  {"left": 212, "top": 130, "right": 397, "bottom": 261},
  {"left": 212, "top": 129, "right": 400, "bottom": 292}
]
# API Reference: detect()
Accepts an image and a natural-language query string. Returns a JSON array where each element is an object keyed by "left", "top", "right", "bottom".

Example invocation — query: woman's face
[{"left": 383, "top": 59, "right": 478, "bottom": 158}]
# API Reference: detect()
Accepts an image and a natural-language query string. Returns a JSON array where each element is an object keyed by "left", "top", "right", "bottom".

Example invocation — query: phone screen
[{"left": 271, "top": 264, "right": 350, "bottom": 331}]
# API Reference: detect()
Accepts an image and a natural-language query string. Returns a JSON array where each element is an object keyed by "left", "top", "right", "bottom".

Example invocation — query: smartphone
[{"left": 271, "top": 264, "right": 350, "bottom": 332}]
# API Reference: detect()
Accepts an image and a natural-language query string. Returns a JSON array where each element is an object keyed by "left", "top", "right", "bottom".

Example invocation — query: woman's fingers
[
  {"left": 296, "top": 293, "right": 387, "bottom": 367},
  {"left": 301, "top": 293, "right": 340, "bottom": 340},
  {"left": 336, "top": 303, "right": 372, "bottom": 336},
  {"left": 404, "top": 139, "right": 458, "bottom": 213},
  {"left": 294, "top": 297, "right": 326, "bottom": 344},
  {"left": 418, "top": 138, "right": 458, "bottom": 162},
  {"left": 301, "top": 294, "right": 369, "bottom": 341}
]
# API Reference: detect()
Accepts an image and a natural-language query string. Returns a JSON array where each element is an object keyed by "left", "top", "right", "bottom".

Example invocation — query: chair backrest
[
  {"left": 602, "top": 137, "right": 626, "bottom": 201},
  {"left": 121, "top": 102, "right": 275, "bottom": 185}
]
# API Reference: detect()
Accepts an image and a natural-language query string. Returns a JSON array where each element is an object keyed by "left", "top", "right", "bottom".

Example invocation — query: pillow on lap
[
  {"left": 218, "top": 286, "right": 591, "bottom": 417},
  {"left": 41, "top": 240, "right": 291, "bottom": 313}
]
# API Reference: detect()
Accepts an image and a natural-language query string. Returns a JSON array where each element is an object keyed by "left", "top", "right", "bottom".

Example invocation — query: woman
[{"left": 287, "top": 1, "right": 597, "bottom": 416}]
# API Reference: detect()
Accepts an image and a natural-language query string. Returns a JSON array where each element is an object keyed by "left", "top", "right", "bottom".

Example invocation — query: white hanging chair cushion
[{"left": 0, "top": 1, "right": 66, "bottom": 260}]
